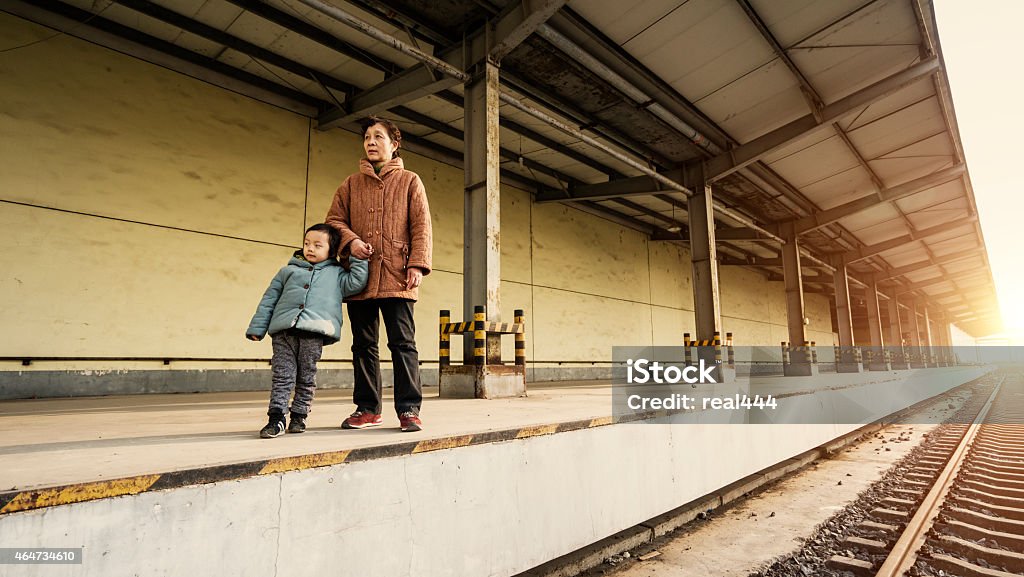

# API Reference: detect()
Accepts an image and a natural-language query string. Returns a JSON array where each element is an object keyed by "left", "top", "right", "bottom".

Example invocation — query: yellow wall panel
[
  {"left": 722, "top": 316, "right": 775, "bottom": 346},
  {"left": 651, "top": 306, "right": 691, "bottom": 346},
  {"left": 531, "top": 203, "right": 652, "bottom": 303},
  {"left": 721, "top": 266, "right": 772, "bottom": 321},
  {"left": 532, "top": 286, "right": 653, "bottom": 362},
  {"left": 500, "top": 187, "right": 533, "bottom": 285},
  {"left": 0, "top": 14, "right": 308, "bottom": 247},
  {"left": 0, "top": 203, "right": 291, "bottom": 357},
  {"left": 648, "top": 242, "right": 692, "bottom": 310}
]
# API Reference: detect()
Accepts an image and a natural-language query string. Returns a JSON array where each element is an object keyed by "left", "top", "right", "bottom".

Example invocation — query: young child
[{"left": 246, "top": 223, "right": 368, "bottom": 438}]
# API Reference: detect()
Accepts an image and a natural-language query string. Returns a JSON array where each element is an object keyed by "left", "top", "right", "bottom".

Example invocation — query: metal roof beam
[
  {"left": 222, "top": 0, "right": 401, "bottom": 75},
  {"left": 715, "top": 228, "right": 781, "bottom": 241},
  {"left": 318, "top": 46, "right": 463, "bottom": 128},
  {"left": 535, "top": 170, "right": 683, "bottom": 203},
  {"left": 498, "top": 117, "right": 625, "bottom": 178},
  {"left": 874, "top": 248, "right": 982, "bottom": 281},
  {"left": 341, "top": 0, "right": 455, "bottom": 46},
  {"left": 841, "top": 215, "right": 977, "bottom": 265},
  {"left": 896, "top": 270, "right": 988, "bottom": 294},
  {"left": 491, "top": 0, "right": 569, "bottom": 61},
  {"left": 611, "top": 199, "right": 688, "bottom": 232},
  {"left": 12, "top": 0, "right": 323, "bottom": 113},
  {"left": 113, "top": 0, "right": 357, "bottom": 94},
  {"left": 792, "top": 165, "right": 965, "bottom": 235},
  {"left": 387, "top": 106, "right": 578, "bottom": 184},
  {"left": 735, "top": 0, "right": 824, "bottom": 117},
  {"left": 705, "top": 57, "right": 941, "bottom": 181}
]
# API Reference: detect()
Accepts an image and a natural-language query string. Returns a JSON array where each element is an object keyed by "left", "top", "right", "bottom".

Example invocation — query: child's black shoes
[
  {"left": 287, "top": 412, "right": 307, "bottom": 434},
  {"left": 260, "top": 413, "right": 286, "bottom": 438}
]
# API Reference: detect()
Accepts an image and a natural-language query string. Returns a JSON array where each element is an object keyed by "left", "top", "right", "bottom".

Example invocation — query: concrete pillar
[
  {"left": 780, "top": 224, "right": 814, "bottom": 376},
  {"left": 865, "top": 276, "right": 890, "bottom": 371},
  {"left": 832, "top": 258, "right": 861, "bottom": 373},
  {"left": 887, "top": 292, "right": 909, "bottom": 369},
  {"left": 684, "top": 163, "right": 730, "bottom": 382},
  {"left": 462, "top": 40, "right": 501, "bottom": 365},
  {"left": 907, "top": 298, "right": 925, "bottom": 368}
]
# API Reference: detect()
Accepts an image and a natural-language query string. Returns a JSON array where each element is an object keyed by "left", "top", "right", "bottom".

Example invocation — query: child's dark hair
[
  {"left": 361, "top": 116, "right": 402, "bottom": 158},
  {"left": 306, "top": 223, "right": 341, "bottom": 259}
]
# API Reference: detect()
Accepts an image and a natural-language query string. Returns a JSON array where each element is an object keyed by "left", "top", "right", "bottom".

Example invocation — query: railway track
[{"left": 826, "top": 371, "right": 1024, "bottom": 577}]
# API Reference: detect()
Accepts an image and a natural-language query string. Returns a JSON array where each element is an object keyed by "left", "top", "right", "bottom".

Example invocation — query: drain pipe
[{"left": 296, "top": 0, "right": 783, "bottom": 243}]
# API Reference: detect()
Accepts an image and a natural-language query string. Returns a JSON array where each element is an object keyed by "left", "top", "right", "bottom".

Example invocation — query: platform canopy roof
[{"left": 8, "top": 0, "right": 1001, "bottom": 336}]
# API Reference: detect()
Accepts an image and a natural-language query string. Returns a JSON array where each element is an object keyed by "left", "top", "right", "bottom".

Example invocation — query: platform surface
[{"left": 0, "top": 367, "right": 978, "bottom": 493}]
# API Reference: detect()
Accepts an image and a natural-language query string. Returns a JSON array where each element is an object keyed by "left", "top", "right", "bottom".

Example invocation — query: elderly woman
[{"left": 326, "top": 116, "right": 433, "bottom": 432}]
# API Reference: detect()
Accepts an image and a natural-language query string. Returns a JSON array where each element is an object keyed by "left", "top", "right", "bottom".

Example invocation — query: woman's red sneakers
[
  {"left": 341, "top": 410, "right": 383, "bottom": 429},
  {"left": 399, "top": 412, "right": 422, "bottom": 432}
]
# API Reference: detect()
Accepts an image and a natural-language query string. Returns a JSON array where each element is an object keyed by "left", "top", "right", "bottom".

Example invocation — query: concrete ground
[
  {"left": 0, "top": 381, "right": 613, "bottom": 491},
  {"left": 0, "top": 368, "right": 970, "bottom": 493},
  {"left": 591, "top": 396, "right": 964, "bottom": 577}
]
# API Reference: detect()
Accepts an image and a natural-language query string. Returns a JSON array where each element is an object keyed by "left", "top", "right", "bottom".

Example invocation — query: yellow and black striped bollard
[
  {"left": 439, "top": 309, "right": 451, "bottom": 368},
  {"left": 810, "top": 341, "right": 817, "bottom": 364},
  {"left": 726, "top": 332, "right": 735, "bottom": 367},
  {"left": 713, "top": 331, "right": 722, "bottom": 365},
  {"left": 684, "top": 333, "right": 692, "bottom": 366},
  {"left": 514, "top": 309, "right": 525, "bottom": 367},
  {"left": 473, "top": 305, "right": 486, "bottom": 366}
]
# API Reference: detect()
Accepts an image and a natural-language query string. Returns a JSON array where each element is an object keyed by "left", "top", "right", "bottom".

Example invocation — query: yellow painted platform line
[
  {"left": 588, "top": 416, "right": 614, "bottom": 427},
  {"left": 516, "top": 423, "right": 560, "bottom": 438},
  {"left": 1, "top": 475, "right": 161, "bottom": 514},
  {"left": 259, "top": 451, "right": 352, "bottom": 475},
  {"left": 412, "top": 435, "right": 474, "bottom": 453}
]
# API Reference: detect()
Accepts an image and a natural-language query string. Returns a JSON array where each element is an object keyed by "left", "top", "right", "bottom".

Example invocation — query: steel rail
[{"left": 874, "top": 376, "right": 1006, "bottom": 577}]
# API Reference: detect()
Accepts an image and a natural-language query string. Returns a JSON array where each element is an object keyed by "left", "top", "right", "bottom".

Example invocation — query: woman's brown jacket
[{"left": 326, "top": 157, "right": 432, "bottom": 301}]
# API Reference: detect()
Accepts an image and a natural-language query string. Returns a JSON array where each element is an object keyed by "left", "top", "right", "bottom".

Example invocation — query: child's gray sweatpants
[{"left": 269, "top": 330, "right": 324, "bottom": 416}]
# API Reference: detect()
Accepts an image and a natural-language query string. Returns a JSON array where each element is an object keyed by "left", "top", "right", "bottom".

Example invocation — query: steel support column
[
  {"left": 922, "top": 306, "right": 935, "bottom": 367},
  {"left": 832, "top": 258, "right": 861, "bottom": 372},
  {"left": 463, "top": 36, "right": 502, "bottom": 365},
  {"left": 684, "top": 164, "right": 730, "bottom": 381},
  {"left": 685, "top": 164, "right": 722, "bottom": 341},
  {"left": 944, "top": 319, "right": 957, "bottom": 365},
  {"left": 887, "top": 291, "right": 909, "bottom": 369},
  {"left": 780, "top": 223, "right": 815, "bottom": 375},
  {"left": 933, "top": 312, "right": 949, "bottom": 366},
  {"left": 865, "top": 276, "right": 890, "bottom": 371},
  {"left": 908, "top": 299, "right": 925, "bottom": 368}
]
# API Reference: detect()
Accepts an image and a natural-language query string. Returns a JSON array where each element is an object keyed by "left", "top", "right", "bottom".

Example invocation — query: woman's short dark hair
[
  {"left": 361, "top": 115, "right": 402, "bottom": 158},
  {"left": 306, "top": 223, "right": 341, "bottom": 259}
]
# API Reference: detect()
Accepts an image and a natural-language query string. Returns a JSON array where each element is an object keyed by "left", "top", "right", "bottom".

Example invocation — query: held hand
[
  {"left": 406, "top": 267, "right": 423, "bottom": 290},
  {"left": 351, "top": 239, "right": 374, "bottom": 259}
]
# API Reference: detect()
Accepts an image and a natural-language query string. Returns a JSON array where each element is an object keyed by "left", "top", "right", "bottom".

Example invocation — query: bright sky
[{"left": 933, "top": 0, "right": 1024, "bottom": 341}]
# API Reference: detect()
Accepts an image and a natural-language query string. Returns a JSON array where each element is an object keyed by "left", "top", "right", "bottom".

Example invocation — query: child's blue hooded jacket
[{"left": 246, "top": 252, "right": 368, "bottom": 344}]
